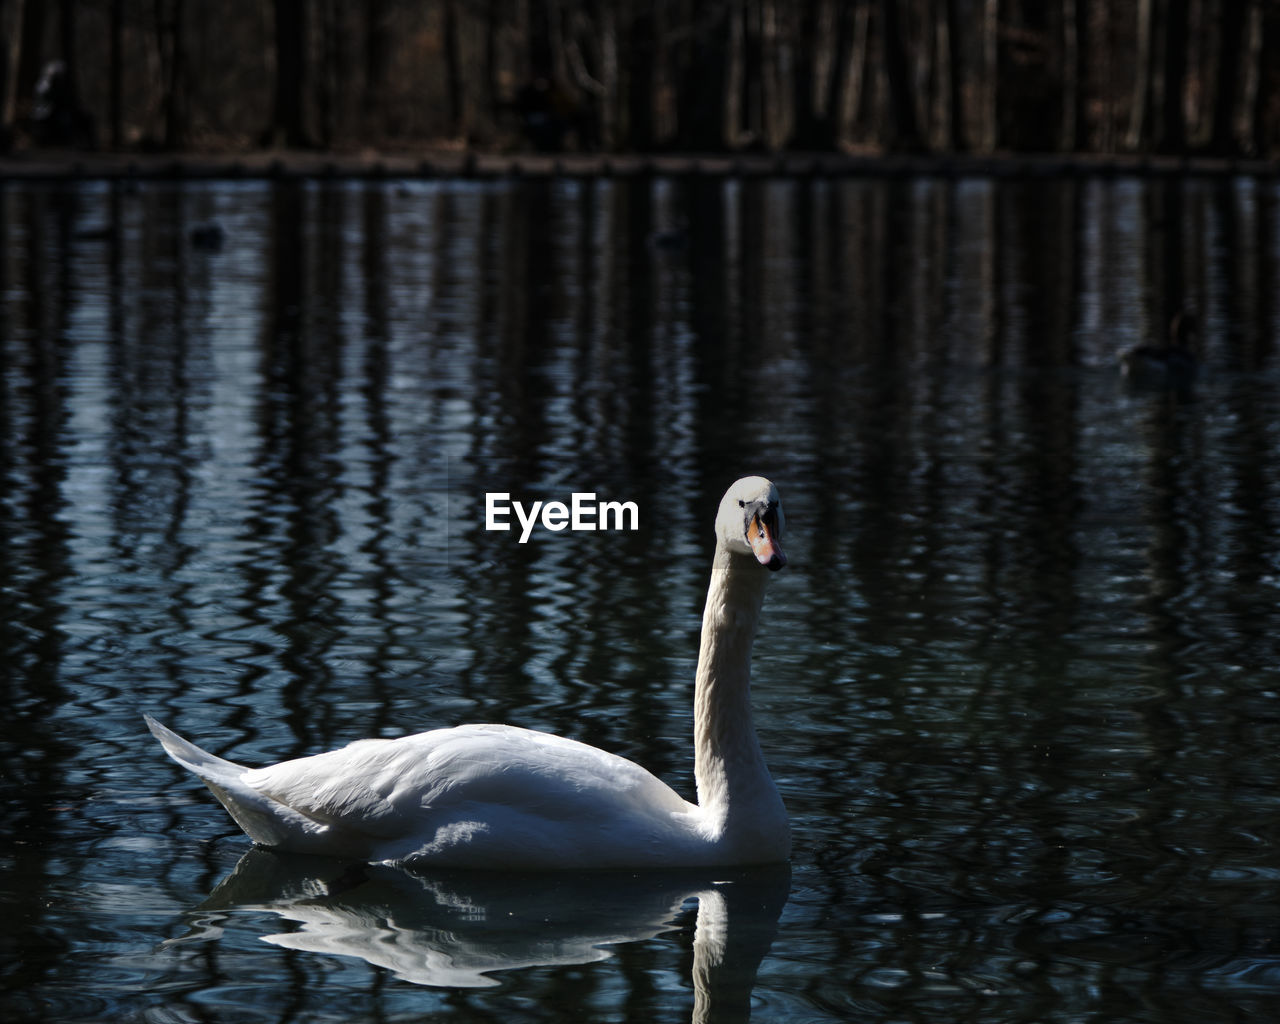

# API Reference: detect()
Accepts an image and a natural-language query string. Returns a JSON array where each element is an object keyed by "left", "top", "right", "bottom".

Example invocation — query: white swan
[{"left": 147, "top": 476, "right": 790, "bottom": 869}]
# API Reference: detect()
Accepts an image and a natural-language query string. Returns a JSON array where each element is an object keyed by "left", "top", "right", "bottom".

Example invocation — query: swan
[{"left": 146, "top": 476, "right": 791, "bottom": 869}]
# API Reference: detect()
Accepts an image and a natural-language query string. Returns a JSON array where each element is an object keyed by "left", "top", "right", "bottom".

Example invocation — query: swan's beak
[{"left": 748, "top": 513, "right": 786, "bottom": 571}]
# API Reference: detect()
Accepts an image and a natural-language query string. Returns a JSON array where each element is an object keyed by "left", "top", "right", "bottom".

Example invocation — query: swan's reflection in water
[{"left": 176, "top": 848, "right": 788, "bottom": 1009}]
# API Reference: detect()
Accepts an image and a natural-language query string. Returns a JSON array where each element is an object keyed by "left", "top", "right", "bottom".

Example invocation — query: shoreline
[{"left": 1, "top": 147, "right": 1277, "bottom": 182}]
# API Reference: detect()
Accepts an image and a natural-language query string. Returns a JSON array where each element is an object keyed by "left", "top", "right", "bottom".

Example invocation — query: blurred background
[{"left": 0, "top": 0, "right": 1276, "bottom": 160}]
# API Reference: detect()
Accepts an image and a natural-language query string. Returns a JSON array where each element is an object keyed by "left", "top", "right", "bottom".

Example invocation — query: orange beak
[{"left": 748, "top": 513, "right": 787, "bottom": 571}]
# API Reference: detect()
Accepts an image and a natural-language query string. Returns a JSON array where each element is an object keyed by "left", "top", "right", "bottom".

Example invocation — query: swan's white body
[{"left": 148, "top": 476, "right": 790, "bottom": 869}]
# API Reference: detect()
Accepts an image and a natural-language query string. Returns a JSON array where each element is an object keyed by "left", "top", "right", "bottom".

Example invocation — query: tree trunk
[
  {"left": 269, "top": 0, "right": 309, "bottom": 148},
  {"left": 13, "top": 0, "right": 44, "bottom": 118},
  {"left": 1161, "top": 0, "right": 1189, "bottom": 152},
  {"left": 1000, "top": 0, "right": 1057, "bottom": 150},
  {"left": 790, "top": 0, "right": 820, "bottom": 148},
  {"left": 1240, "top": 0, "right": 1264, "bottom": 155},
  {"left": 109, "top": 0, "right": 124, "bottom": 147},
  {"left": 1060, "top": 0, "right": 1085, "bottom": 150},
  {"left": 879, "top": 0, "right": 923, "bottom": 150},
  {"left": 845, "top": 0, "right": 872, "bottom": 139},
  {"left": 529, "top": 0, "right": 555, "bottom": 80},
  {"left": 942, "top": 0, "right": 965, "bottom": 150},
  {"left": 677, "top": 0, "right": 729, "bottom": 149},
  {"left": 317, "top": 0, "right": 347, "bottom": 148},
  {"left": 483, "top": 0, "right": 499, "bottom": 115},
  {"left": 1208, "top": 0, "right": 1246, "bottom": 154},
  {"left": 363, "top": 0, "right": 390, "bottom": 134},
  {"left": 59, "top": 0, "right": 78, "bottom": 110},
  {"left": 0, "top": 2, "right": 7, "bottom": 139},
  {"left": 1, "top": 0, "right": 14, "bottom": 129},
  {"left": 443, "top": 0, "right": 464, "bottom": 138},
  {"left": 820, "top": 0, "right": 858, "bottom": 149},
  {"left": 1127, "top": 0, "right": 1153, "bottom": 149},
  {"left": 164, "top": 0, "right": 186, "bottom": 148},
  {"left": 981, "top": 0, "right": 999, "bottom": 150},
  {"left": 912, "top": 1, "right": 934, "bottom": 147},
  {"left": 594, "top": 1, "right": 619, "bottom": 149},
  {"left": 762, "top": 0, "right": 784, "bottom": 148},
  {"left": 627, "top": 2, "right": 655, "bottom": 150},
  {"left": 740, "top": 0, "right": 765, "bottom": 146}
]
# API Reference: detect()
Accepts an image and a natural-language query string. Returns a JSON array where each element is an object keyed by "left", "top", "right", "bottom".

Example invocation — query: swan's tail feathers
[
  {"left": 144, "top": 715, "right": 297, "bottom": 849},
  {"left": 145, "top": 715, "right": 247, "bottom": 780}
]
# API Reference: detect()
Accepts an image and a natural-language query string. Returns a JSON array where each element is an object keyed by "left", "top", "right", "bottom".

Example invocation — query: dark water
[{"left": 3, "top": 172, "right": 1280, "bottom": 1022}]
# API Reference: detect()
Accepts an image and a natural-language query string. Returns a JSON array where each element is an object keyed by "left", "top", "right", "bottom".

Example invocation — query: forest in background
[{"left": 1, "top": 0, "right": 1277, "bottom": 160}]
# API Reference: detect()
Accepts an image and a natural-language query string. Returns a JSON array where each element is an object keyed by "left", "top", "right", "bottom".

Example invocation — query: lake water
[{"left": 3, "top": 170, "right": 1280, "bottom": 1022}]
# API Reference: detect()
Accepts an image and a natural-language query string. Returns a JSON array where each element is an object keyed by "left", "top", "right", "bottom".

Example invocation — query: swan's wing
[{"left": 244, "top": 724, "right": 692, "bottom": 842}]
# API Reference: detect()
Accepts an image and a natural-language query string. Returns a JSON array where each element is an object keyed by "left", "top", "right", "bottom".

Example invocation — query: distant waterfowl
[
  {"left": 1120, "top": 311, "right": 1199, "bottom": 390},
  {"left": 148, "top": 476, "right": 791, "bottom": 870},
  {"left": 189, "top": 222, "right": 226, "bottom": 250},
  {"left": 647, "top": 223, "right": 689, "bottom": 251},
  {"left": 72, "top": 224, "right": 117, "bottom": 242}
]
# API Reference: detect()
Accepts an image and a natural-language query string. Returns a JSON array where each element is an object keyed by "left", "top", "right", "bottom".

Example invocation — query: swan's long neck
[{"left": 692, "top": 545, "right": 778, "bottom": 830}]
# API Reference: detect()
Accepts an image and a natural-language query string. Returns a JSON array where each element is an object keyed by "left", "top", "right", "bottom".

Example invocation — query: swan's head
[{"left": 716, "top": 476, "right": 786, "bottom": 571}]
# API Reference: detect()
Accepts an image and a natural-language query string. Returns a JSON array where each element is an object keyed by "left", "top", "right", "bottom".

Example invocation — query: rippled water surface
[{"left": 4, "top": 173, "right": 1280, "bottom": 1022}]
